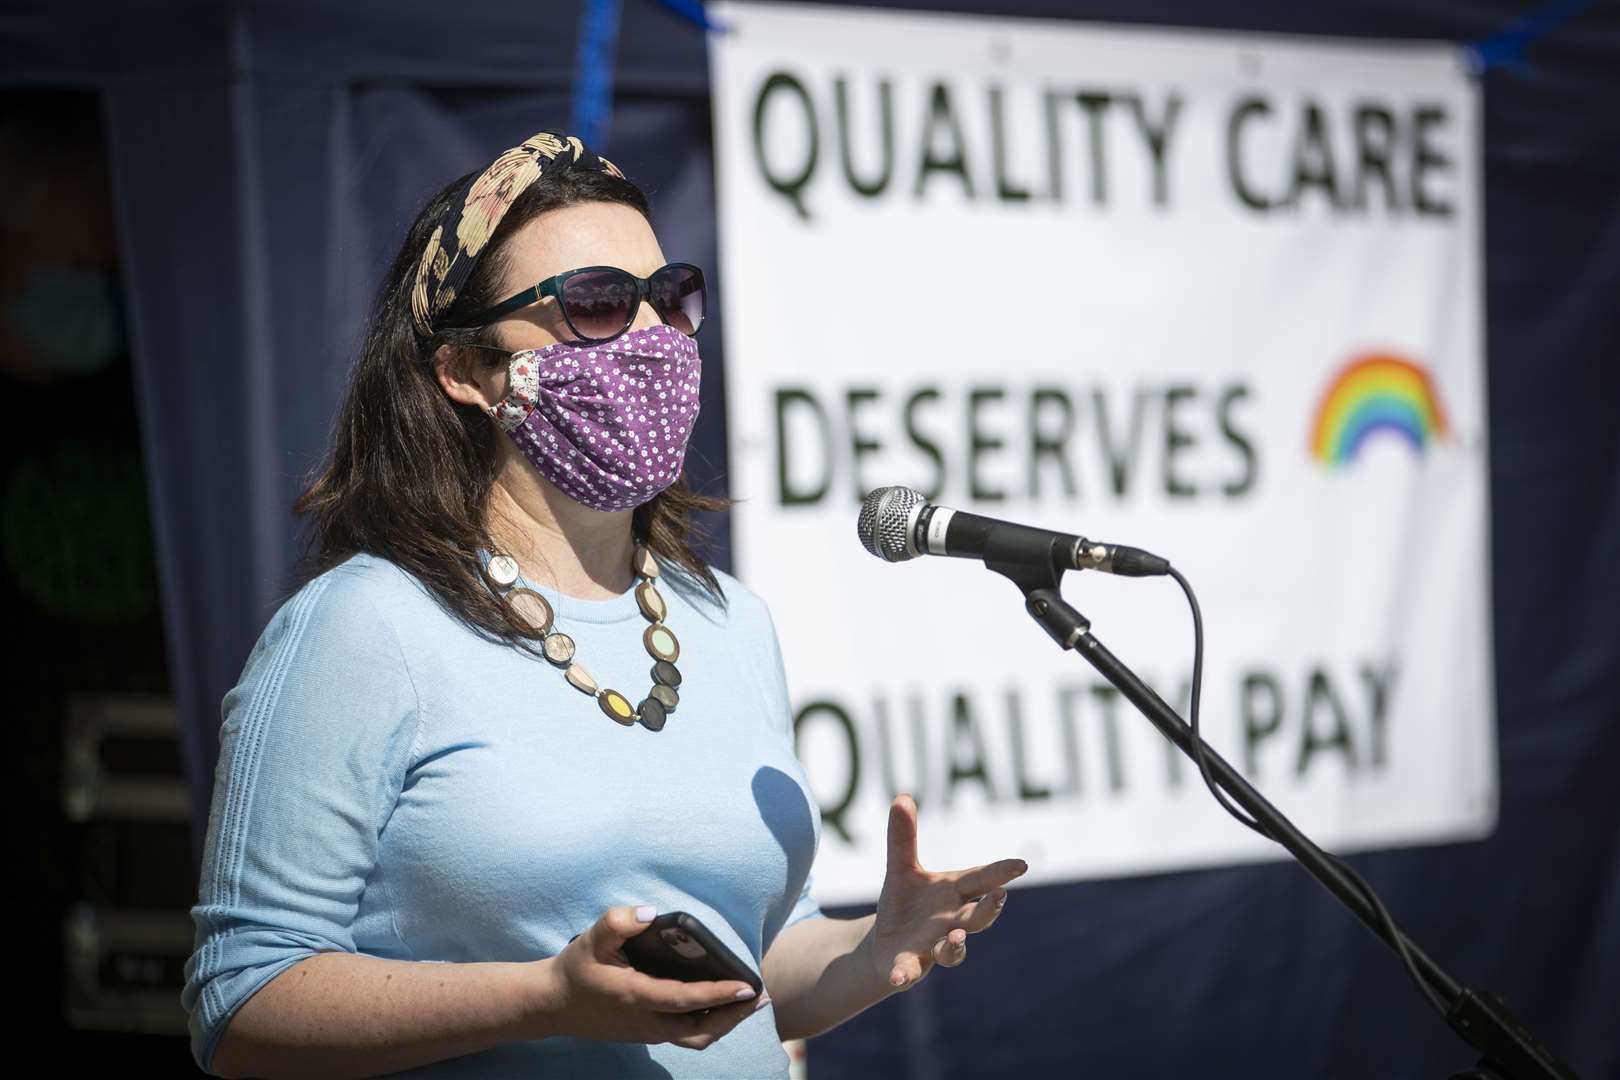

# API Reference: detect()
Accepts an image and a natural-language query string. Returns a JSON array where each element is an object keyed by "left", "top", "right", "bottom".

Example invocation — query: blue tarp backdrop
[{"left": 5, "top": 1, "right": 1616, "bottom": 1075}]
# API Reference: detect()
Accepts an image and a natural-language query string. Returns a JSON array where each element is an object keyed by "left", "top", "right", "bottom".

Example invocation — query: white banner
[{"left": 710, "top": 1, "right": 1491, "bottom": 905}]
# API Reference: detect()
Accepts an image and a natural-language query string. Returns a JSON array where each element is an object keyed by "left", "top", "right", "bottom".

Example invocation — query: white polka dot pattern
[{"left": 490, "top": 324, "right": 703, "bottom": 512}]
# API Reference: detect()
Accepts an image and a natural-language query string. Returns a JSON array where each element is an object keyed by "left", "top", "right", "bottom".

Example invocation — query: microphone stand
[{"left": 979, "top": 528, "right": 1579, "bottom": 1080}]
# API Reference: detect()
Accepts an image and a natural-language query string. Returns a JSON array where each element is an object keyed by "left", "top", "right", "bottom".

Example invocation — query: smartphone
[{"left": 622, "top": 911, "right": 764, "bottom": 999}]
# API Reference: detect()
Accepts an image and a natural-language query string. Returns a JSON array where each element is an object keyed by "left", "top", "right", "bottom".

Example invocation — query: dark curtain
[{"left": 4, "top": 1, "right": 1616, "bottom": 1076}]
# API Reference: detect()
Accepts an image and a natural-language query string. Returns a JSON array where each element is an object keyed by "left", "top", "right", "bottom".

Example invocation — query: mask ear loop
[{"left": 433, "top": 339, "right": 514, "bottom": 417}]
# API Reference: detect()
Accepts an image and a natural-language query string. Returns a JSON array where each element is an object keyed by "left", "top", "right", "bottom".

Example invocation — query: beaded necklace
[{"left": 482, "top": 543, "right": 682, "bottom": 732}]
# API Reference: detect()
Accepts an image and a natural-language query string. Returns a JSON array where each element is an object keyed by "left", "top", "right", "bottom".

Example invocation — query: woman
[{"left": 181, "top": 130, "right": 1028, "bottom": 1078}]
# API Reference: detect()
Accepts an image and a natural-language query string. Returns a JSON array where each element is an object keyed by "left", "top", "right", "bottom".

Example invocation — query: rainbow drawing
[{"left": 1309, "top": 353, "right": 1450, "bottom": 465}]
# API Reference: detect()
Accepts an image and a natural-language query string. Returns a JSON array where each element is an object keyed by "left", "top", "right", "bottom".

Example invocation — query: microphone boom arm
[{"left": 976, "top": 535, "right": 1578, "bottom": 1080}]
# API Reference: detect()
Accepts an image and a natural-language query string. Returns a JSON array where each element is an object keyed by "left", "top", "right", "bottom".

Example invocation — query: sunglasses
[{"left": 443, "top": 262, "right": 706, "bottom": 344}]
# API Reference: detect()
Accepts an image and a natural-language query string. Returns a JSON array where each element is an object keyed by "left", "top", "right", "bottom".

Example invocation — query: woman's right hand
[{"left": 531, "top": 906, "right": 770, "bottom": 1051}]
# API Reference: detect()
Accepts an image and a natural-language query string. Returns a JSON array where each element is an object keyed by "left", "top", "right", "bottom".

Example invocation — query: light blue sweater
[{"left": 182, "top": 551, "right": 825, "bottom": 1077}]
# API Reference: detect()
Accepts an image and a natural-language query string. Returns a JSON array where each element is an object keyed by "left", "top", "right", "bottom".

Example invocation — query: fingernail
[
  {"left": 995, "top": 892, "right": 1008, "bottom": 909},
  {"left": 890, "top": 973, "right": 906, "bottom": 987},
  {"left": 634, "top": 905, "right": 656, "bottom": 922},
  {"left": 752, "top": 994, "right": 772, "bottom": 1012},
  {"left": 735, "top": 987, "right": 756, "bottom": 1000}
]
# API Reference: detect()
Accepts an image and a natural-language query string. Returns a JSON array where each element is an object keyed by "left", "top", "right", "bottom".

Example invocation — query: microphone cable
[{"left": 1166, "top": 566, "right": 1452, "bottom": 1021}]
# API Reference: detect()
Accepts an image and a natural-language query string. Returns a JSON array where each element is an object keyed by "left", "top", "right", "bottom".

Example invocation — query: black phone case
[{"left": 622, "top": 912, "right": 764, "bottom": 997}]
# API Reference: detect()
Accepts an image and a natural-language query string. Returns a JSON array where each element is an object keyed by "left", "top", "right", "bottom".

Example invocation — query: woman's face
[{"left": 486, "top": 200, "right": 670, "bottom": 352}]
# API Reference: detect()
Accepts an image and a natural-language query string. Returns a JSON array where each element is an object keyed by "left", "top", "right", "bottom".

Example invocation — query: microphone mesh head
[{"left": 857, "top": 486, "right": 925, "bottom": 561}]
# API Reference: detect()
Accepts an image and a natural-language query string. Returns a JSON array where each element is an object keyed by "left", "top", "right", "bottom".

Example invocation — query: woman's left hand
[{"left": 867, "top": 792, "right": 1028, "bottom": 991}]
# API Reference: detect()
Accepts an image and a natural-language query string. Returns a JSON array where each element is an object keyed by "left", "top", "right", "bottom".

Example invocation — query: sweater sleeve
[
  {"left": 180, "top": 568, "right": 422, "bottom": 1075},
  {"left": 783, "top": 871, "right": 825, "bottom": 931},
  {"left": 757, "top": 595, "right": 826, "bottom": 934}
]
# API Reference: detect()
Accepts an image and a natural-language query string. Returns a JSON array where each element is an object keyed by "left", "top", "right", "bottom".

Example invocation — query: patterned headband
[{"left": 410, "top": 130, "right": 626, "bottom": 337}]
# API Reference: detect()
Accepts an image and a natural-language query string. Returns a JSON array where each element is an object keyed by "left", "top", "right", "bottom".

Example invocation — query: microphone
[{"left": 856, "top": 486, "right": 1170, "bottom": 577}]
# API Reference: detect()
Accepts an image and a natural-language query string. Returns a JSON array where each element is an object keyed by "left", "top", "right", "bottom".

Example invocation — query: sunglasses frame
[{"left": 441, "top": 262, "right": 706, "bottom": 344}]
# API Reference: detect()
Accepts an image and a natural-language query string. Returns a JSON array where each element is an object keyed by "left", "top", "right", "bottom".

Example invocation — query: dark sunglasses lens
[
  {"left": 561, "top": 269, "right": 636, "bottom": 340},
  {"left": 650, "top": 265, "right": 705, "bottom": 336}
]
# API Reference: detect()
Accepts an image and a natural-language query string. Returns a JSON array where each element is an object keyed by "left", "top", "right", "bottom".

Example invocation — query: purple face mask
[{"left": 488, "top": 323, "right": 702, "bottom": 512}]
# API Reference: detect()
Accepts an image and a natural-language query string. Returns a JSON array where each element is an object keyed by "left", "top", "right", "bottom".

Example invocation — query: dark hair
[{"left": 293, "top": 166, "right": 728, "bottom": 651}]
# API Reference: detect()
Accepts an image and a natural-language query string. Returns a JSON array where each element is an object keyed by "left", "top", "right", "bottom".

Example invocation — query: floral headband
[{"left": 410, "top": 129, "right": 626, "bottom": 337}]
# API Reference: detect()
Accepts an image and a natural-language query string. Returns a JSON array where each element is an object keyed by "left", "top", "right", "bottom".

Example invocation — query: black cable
[
  {"left": 1166, "top": 566, "right": 1452, "bottom": 1021},
  {"left": 1169, "top": 566, "right": 1265, "bottom": 836}
]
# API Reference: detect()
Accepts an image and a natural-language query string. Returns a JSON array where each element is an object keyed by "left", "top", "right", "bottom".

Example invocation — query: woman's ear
[{"left": 433, "top": 343, "right": 505, "bottom": 412}]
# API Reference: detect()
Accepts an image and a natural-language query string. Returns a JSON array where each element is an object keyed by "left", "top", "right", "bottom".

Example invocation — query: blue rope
[
  {"left": 570, "top": 0, "right": 624, "bottom": 150},
  {"left": 1464, "top": 0, "right": 1594, "bottom": 75},
  {"left": 569, "top": 0, "right": 729, "bottom": 150},
  {"left": 651, "top": 0, "right": 730, "bottom": 33}
]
